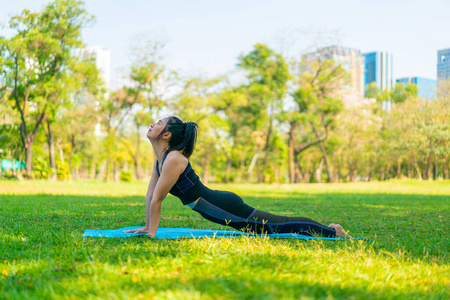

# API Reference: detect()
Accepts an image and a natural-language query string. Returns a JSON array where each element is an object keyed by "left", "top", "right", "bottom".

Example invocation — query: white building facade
[{"left": 79, "top": 46, "right": 111, "bottom": 91}]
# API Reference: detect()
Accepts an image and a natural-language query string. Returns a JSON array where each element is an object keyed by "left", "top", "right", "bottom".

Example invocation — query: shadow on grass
[
  {"left": 0, "top": 193, "right": 448, "bottom": 262},
  {"left": 2, "top": 249, "right": 448, "bottom": 299}
]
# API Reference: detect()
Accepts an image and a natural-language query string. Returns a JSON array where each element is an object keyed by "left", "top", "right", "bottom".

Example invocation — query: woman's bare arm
[
  {"left": 144, "top": 160, "right": 159, "bottom": 229},
  {"left": 123, "top": 160, "right": 159, "bottom": 233},
  {"left": 147, "top": 153, "right": 187, "bottom": 237}
]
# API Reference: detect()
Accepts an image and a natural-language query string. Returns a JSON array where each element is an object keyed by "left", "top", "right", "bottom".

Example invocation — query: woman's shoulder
[{"left": 165, "top": 151, "right": 189, "bottom": 165}]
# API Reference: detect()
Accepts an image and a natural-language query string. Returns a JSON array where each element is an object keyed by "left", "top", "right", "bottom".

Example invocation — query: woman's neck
[{"left": 151, "top": 140, "right": 169, "bottom": 162}]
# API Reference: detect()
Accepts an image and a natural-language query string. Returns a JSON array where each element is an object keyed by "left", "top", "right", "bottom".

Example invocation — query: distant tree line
[{"left": 1, "top": 0, "right": 449, "bottom": 182}]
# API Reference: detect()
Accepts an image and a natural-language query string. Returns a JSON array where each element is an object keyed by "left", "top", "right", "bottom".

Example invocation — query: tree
[
  {"left": 238, "top": 44, "right": 290, "bottom": 182},
  {"left": 58, "top": 57, "right": 102, "bottom": 178},
  {"left": 290, "top": 58, "right": 348, "bottom": 182},
  {"left": 171, "top": 76, "right": 224, "bottom": 183},
  {"left": 121, "top": 39, "right": 169, "bottom": 180},
  {"left": 365, "top": 81, "right": 418, "bottom": 104},
  {"left": 99, "top": 89, "right": 133, "bottom": 182},
  {"left": 0, "top": 0, "right": 92, "bottom": 178},
  {"left": 0, "top": 94, "right": 24, "bottom": 178},
  {"left": 213, "top": 86, "right": 261, "bottom": 182},
  {"left": 332, "top": 97, "right": 381, "bottom": 182}
]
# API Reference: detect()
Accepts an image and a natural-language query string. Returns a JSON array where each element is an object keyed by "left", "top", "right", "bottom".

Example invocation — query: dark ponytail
[{"left": 157, "top": 116, "right": 198, "bottom": 158}]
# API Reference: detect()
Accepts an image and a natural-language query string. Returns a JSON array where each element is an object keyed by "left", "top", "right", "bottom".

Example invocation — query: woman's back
[{"left": 156, "top": 151, "right": 200, "bottom": 204}]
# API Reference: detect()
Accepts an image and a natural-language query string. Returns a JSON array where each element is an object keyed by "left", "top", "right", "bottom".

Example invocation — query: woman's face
[{"left": 147, "top": 118, "right": 168, "bottom": 140}]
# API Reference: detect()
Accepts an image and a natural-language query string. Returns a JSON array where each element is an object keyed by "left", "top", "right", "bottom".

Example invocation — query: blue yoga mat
[{"left": 83, "top": 226, "right": 350, "bottom": 240}]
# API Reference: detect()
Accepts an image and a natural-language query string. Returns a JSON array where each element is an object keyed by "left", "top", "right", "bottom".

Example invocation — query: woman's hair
[{"left": 157, "top": 116, "right": 198, "bottom": 158}]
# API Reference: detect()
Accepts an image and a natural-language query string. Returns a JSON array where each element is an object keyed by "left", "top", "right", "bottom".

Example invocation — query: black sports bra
[{"left": 156, "top": 152, "right": 200, "bottom": 198}]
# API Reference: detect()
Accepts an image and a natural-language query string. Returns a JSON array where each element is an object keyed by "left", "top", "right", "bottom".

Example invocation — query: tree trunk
[
  {"left": 261, "top": 150, "right": 271, "bottom": 183},
  {"left": 90, "top": 160, "right": 96, "bottom": 179},
  {"left": 294, "top": 154, "right": 305, "bottom": 183},
  {"left": 25, "top": 142, "right": 33, "bottom": 179},
  {"left": 240, "top": 151, "right": 246, "bottom": 182},
  {"left": 336, "top": 159, "right": 342, "bottom": 182},
  {"left": 347, "top": 160, "right": 357, "bottom": 182},
  {"left": 305, "top": 155, "right": 313, "bottom": 183},
  {"left": 106, "top": 158, "right": 110, "bottom": 182},
  {"left": 424, "top": 152, "right": 432, "bottom": 180},
  {"left": 113, "top": 160, "right": 118, "bottom": 182},
  {"left": 261, "top": 128, "right": 272, "bottom": 183},
  {"left": 288, "top": 126, "right": 295, "bottom": 183},
  {"left": 20, "top": 123, "right": 34, "bottom": 179},
  {"left": 274, "top": 165, "right": 279, "bottom": 183},
  {"left": 261, "top": 101, "right": 275, "bottom": 183},
  {"left": 315, "top": 157, "right": 324, "bottom": 183},
  {"left": 202, "top": 152, "right": 210, "bottom": 184},
  {"left": 69, "top": 134, "right": 76, "bottom": 173},
  {"left": 397, "top": 157, "right": 402, "bottom": 179},
  {"left": 225, "top": 157, "right": 232, "bottom": 183},
  {"left": 247, "top": 151, "right": 259, "bottom": 182},
  {"left": 134, "top": 127, "right": 141, "bottom": 180},
  {"left": 412, "top": 155, "right": 422, "bottom": 180},
  {"left": 57, "top": 139, "right": 65, "bottom": 165},
  {"left": 444, "top": 152, "right": 448, "bottom": 179},
  {"left": 333, "top": 166, "right": 340, "bottom": 183},
  {"left": 407, "top": 163, "right": 412, "bottom": 178},
  {"left": 257, "top": 160, "right": 264, "bottom": 183},
  {"left": 312, "top": 125, "right": 333, "bottom": 183},
  {"left": 45, "top": 120, "right": 57, "bottom": 181},
  {"left": 17, "top": 107, "right": 47, "bottom": 179},
  {"left": 133, "top": 157, "right": 140, "bottom": 180},
  {"left": 309, "top": 158, "right": 317, "bottom": 183},
  {"left": 433, "top": 153, "right": 437, "bottom": 181}
]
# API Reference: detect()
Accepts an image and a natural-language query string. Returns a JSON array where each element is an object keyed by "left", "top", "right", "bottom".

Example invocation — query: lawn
[{"left": 0, "top": 180, "right": 449, "bottom": 299}]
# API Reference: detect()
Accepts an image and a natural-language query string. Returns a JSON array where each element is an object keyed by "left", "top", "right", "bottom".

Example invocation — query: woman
[{"left": 124, "top": 116, "right": 351, "bottom": 239}]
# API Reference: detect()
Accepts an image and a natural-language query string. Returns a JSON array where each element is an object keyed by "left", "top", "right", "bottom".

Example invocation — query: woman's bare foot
[{"left": 329, "top": 223, "right": 352, "bottom": 239}]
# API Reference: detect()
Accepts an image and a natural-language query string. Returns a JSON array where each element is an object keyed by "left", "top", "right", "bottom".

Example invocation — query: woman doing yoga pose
[{"left": 123, "top": 116, "right": 351, "bottom": 238}]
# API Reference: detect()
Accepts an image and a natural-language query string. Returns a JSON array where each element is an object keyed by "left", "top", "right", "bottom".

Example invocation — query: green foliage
[
  {"left": 287, "top": 58, "right": 348, "bottom": 182},
  {"left": 32, "top": 158, "right": 50, "bottom": 179},
  {"left": 236, "top": 44, "right": 290, "bottom": 181},
  {"left": 238, "top": 43, "right": 290, "bottom": 94},
  {"left": 365, "top": 81, "right": 418, "bottom": 103},
  {"left": 364, "top": 82, "right": 380, "bottom": 99},
  {"left": 0, "top": 0, "right": 94, "bottom": 177},
  {"left": 1, "top": 1, "right": 447, "bottom": 184},
  {"left": 119, "top": 170, "right": 132, "bottom": 182},
  {"left": 56, "top": 163, "right": 70, "bottom": 181}
]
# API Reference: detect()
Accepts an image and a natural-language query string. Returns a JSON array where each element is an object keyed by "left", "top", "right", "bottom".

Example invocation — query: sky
[{"left": 1, "top": 0, "right": 449, "bottom": 89}]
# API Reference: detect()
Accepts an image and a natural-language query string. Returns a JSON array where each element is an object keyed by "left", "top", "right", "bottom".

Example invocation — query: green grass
[{"left": 0, "top": 180, "right": 449, "bottom": 299}]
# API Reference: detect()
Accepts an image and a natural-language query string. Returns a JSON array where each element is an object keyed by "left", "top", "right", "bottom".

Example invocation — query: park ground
[{"left": 0, "top": 180, "right": 449, "bottom": 299}]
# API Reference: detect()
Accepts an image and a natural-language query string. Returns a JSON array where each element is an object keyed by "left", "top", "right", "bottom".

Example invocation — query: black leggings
[{"left": 187, "top": 187, "right": 336, "bottom": 237}]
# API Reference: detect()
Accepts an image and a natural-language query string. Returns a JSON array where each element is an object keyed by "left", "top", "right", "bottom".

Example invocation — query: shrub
[
  {"left": 32, "top": 158, "right": 49, "bottom": 180},
  {"left": 120, "top": 170, "right": 132, "bottom": 182},
  {"left": 57, "top": 163, "right": 71, "bottom": 181}
]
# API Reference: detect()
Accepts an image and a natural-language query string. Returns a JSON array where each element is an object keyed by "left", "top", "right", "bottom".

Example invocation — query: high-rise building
[
  {"left": 364, "top": 51, "right": 393, "bottom": 111},
  {"left": 437, "top": 48, "right": 450, "bottom": 82},
  {"left": 79, "top": 46, "right": 111, "bottom": 91},
  {"left": 303, "top": 46, "right": 365, "bottom": 96},
  {"left": 363, "top": 51, "right": 393, "bottom": 91},
  {"left": 396, "top": 77, "right": 436, "bottom": 99}
]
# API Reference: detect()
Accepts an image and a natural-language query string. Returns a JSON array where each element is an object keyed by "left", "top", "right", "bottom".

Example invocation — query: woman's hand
[{"left": 122, "top": 227, "right": 148, "bottom": 234}]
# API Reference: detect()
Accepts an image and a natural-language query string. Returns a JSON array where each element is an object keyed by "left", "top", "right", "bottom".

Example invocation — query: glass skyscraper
[
  {"left": 363, "top": 51, "right": 393, "bottom": 111},
  {"left": 437, "top": 48, "right": 450, "bottom": 82},
  {"left": 363, "top": 52, "right": 393, "bottom": 91}
]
